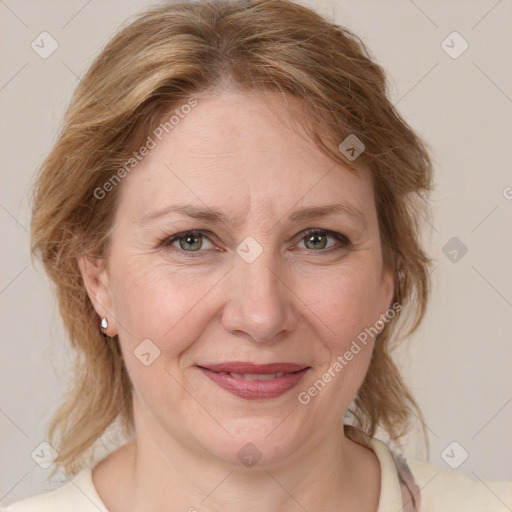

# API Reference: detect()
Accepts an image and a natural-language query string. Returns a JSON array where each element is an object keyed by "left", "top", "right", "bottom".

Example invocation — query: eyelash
[{"left": 159, "top": 229, "right": 351, "bottom": 258}]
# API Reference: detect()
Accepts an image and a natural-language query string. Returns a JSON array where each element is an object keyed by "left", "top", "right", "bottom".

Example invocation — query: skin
[{"left": 80, "top": 90, "right": 394, "bottom": 512}]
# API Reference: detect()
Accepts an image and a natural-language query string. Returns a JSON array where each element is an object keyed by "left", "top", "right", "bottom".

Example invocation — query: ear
[
  {"left": 78, "top": 255, "right": 118, "bottom": 336},
  {"left": 375, "top": 266, "right": 396, "bottom": 335},
  {"left": 381, "top": 266, "right": 395, "bottom": 312}
]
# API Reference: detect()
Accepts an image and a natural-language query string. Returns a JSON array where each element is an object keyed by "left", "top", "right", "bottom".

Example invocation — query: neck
[{"left": 94, "top": 415, "right": 380, "bottom": 512}]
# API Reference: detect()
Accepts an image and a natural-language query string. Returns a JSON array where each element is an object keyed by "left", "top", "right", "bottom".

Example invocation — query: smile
[{"left": 197, "top": 362, "right": 310, "bottom": 400}]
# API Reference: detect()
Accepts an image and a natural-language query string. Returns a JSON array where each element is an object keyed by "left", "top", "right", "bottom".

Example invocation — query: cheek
[
  {"left": 294, "top": 271, "right": 381, "bottom": 413},
  {"left": 300, "top": 263, "right": 384, "bottom": 344},
  {"left": 110, "top": 260, "right": 222, "bottom": 356},
  {"left": 294, "top": 259, "right": 386, "bottom": 404},
  {"left": 109, "top": 263, "right": 220, "bottom": 412}
]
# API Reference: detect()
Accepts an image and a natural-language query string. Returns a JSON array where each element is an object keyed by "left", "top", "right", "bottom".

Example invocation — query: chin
[{"left": 193, "top": 414, "right": 313, "bottom": 470}]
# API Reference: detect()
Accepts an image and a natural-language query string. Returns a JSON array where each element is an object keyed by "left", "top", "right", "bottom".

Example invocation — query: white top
[{"left": 2, "top": 437, "right": 511, "bottom": 511}]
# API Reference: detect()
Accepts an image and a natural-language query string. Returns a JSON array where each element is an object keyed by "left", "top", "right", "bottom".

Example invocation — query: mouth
[{"left": 197, "top": 362, "right": 310, "bottom": 400}]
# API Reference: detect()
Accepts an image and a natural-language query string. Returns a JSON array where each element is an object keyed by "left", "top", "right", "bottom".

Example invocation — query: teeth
[{"left": 228, "top": 372, "right": 285, "bottom": 381}]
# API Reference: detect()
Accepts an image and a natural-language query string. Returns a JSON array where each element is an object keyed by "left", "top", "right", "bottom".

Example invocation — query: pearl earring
[{"left": 100, "top": 317, "right": 108, "bottom": 335}]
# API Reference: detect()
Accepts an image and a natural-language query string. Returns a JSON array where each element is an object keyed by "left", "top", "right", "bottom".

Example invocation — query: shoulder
[
  {"left": 407, "top": 458, "right": 512, "bottom": 512},
  {"left": 0, "top": 468, "right": 108, "bottom": 512},
  {"left": 360, "top": 432, "right": 512, "bottom": 512}
]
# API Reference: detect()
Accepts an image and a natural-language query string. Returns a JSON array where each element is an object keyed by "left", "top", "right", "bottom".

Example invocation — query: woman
[{"left": 2, "top": 0, "right": 510, "bottom": 510}]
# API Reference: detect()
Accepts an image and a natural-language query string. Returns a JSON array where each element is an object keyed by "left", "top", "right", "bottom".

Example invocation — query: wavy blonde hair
[{"left": 31, "top": 0, "right": 433, "bottom": 475}]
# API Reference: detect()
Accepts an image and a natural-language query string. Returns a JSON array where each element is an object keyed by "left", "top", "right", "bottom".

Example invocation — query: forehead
[{"left": 115, "top": 91, "right": 374, "bottom": 224}]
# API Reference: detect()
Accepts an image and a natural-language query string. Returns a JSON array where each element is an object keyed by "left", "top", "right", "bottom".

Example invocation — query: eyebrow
[
  {"left": 139, "top": 201, "right": 366, "bottom": 228},
  {"left": 288, "top": 202, "right": 366, "bottom": 228},
  {"left": 139, "top": 203, "right": 230, "bottom": 225}
]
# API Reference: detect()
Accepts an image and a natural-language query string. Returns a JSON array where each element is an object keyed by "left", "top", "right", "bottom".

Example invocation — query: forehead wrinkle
[{"left": 137, "top": 201, "right": 250, "bottom": 227}]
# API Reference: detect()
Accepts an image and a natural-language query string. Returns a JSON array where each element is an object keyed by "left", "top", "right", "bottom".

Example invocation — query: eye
[
  {"left": 297, "top": 229, "right": 350, "bottom": 251},
  {"left": 163, "top": 230, "right": 215, "bottom": 253}
]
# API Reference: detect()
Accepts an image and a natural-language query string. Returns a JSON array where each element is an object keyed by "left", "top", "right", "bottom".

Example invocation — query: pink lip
[{"left": 198, "top": 362, "right": 310, "bottom": 400}]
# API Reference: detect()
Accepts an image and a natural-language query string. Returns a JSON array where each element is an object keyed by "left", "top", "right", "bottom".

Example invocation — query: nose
[{"left": 221, "top": 253, "right": 298, "bottom": 343}]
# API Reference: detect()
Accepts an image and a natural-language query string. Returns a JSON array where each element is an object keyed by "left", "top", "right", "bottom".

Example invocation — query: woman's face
[{"left": 84, "top": 91, "right": 394, "bottom": 467}]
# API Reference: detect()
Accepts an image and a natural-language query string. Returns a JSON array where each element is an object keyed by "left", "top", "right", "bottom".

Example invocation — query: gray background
[{"left": 1, "top": 0, "right": 511, "bottom": 506}]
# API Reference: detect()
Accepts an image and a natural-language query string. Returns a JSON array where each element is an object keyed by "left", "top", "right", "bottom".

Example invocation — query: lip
[{"left": 198, "top": 362, "right": 310, "bottom": 400}]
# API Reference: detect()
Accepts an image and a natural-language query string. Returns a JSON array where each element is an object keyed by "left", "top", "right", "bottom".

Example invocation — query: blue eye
[
  {"left": 163, "top": 231, "right": 215, "bottom": 253},
  {"left": 160, "top": 228, "right": 350, "bottom": 258},
  {"left": 298, "top": 229, "right": 350, "bottom": 251}
]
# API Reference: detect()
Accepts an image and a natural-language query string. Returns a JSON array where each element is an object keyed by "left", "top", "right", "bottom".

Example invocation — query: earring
[{"left": 100, "top": 317, "right": 108, "bottom": 336}]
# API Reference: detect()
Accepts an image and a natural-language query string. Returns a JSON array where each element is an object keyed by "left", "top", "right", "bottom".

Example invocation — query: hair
[{"left": 31, "top": 0, "right": 434, "bottom": 476}]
